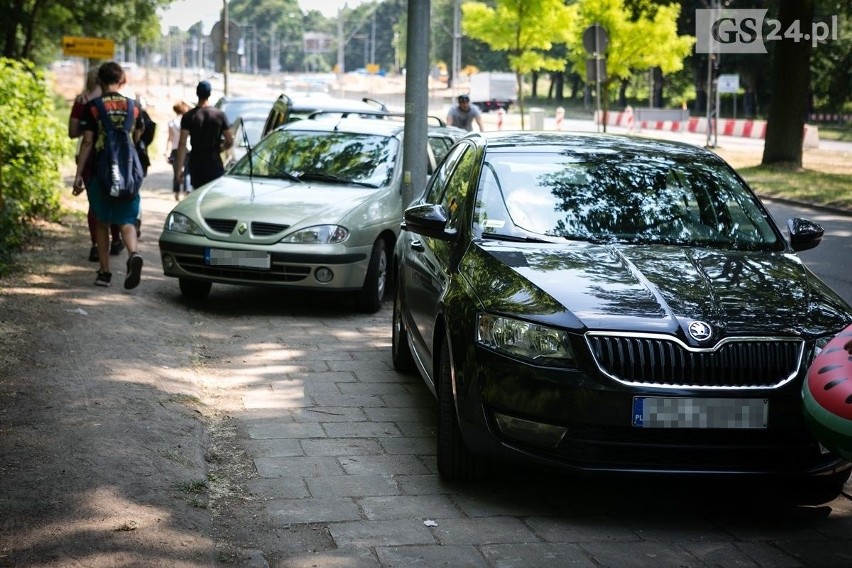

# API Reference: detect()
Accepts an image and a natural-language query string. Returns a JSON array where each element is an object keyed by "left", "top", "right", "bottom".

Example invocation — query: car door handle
[{"left": 410, "top": 239, "right": 424, "bottom": 251}]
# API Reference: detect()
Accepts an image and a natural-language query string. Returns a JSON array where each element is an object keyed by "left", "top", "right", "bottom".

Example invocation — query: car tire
[
  {"left": 437, "top": 334, "right": 485, "bottom": 479},
  {"left": 179, "top": 278, "right": 212, "bottom": 300},
  {"left": 355, "top": 238, "right": 387, "bottom": 314},
  {"left": 392, "top": 279, "right": 416, "bottom": 373}
]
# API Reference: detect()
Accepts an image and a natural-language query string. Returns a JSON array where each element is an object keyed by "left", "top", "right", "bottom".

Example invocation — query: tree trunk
[
  {"left": 762, "top": 0, "right": 814, "bottom": 166},
  {"left": 3, "top": 0, "right": 25, "bottom": 58}
]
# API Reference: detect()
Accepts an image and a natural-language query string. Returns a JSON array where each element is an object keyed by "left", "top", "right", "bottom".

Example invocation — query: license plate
[
  {"left": 205, "top": 248, "right": 270, "bottom": 270},
  {"left": 632, "top": 397, "right": 768, "bottom": 429}
]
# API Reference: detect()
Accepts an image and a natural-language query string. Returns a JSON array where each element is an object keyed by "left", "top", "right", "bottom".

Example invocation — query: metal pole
[
  {"left": 401, "top": 0, "right": 430, "bottom": 207},
  {"left": 223, "top": 0, "right": 229, "bottom": 96}
]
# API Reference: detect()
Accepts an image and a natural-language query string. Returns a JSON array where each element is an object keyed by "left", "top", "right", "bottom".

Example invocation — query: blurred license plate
[
  {"left": 205, "top": 248, "right": 270, "bottom": 269},
  {"left": 632, "top": 397, "right": 768, "bottom": 429}
]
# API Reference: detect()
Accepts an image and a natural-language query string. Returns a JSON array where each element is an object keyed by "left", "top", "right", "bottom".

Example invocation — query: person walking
[
  {"left": 68, "top": 66, "right": 124, "bottom": 261},
  {"left": 446, "top": 94, "right": 484, "bottom": 132},
  {"left": 72, "top": 61, "right": 145, "bottom": 290},
  {"left": 164, "top": 101, "right": 191, "bottom": 200},
  {"left": 176, "top": 81, "right": 233, "bottom": 190}
]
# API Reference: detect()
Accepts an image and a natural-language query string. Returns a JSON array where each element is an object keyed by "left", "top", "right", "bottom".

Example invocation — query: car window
[
  {"left": 439, "top": 145, "right": 478, "bottom": 233},
  {"left": 229, "top": 129, "right": 399, "bottom": 188},
  {"left": 428, "top": 136, "right": 454, "bottom": 166},
  {"left": 475, "top": 150, "right": 781, "bottom": 250},
  {"left": 423, "top": 143, "right": 468, "bottom": 204}
]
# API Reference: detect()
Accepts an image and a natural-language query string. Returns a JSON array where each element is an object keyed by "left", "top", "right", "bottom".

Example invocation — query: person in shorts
[{"left": 72, "top": 61, "right": 145, "bottom": 290}]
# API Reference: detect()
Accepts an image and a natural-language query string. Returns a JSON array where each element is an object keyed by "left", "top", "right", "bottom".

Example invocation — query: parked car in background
[
  {"left": 159, "top": 115, "right": 465, "bottom": 312},
  {"left": 222, "top": 113, "right": 267, "bottom": 169},
  {"left": 214, "top": 96, "right": 277, "bottom": 126},
  {"left": 392, "top": 131, "right": 852, "bottom": 489},
  {"left": 261, "top": 93, "right": 389, "bottom": 138}
]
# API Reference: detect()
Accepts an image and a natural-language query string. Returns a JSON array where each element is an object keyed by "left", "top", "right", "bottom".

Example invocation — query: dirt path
[{"left": 0, "top": 156, "right": 282, "bottom": 566}]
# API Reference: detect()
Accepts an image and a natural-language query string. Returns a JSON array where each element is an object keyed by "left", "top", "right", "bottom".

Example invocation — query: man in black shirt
[{"left": 176, "top": 81, "right": 234, "bottom": 190}]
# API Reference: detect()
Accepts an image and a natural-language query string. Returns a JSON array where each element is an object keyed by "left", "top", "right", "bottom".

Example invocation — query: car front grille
[
  {"left": 551, "top": 423, "right": 824, "bottom": 473},
  {"left": 205, "top": 218, "right": 238, "bottom": 233},
  {"left": 202, "top": 219, "right": 290, "bottom": 238},
  {"left": 586, "top": 333, "right": 804, "bottom": 389},
  {"left": 251, "top": 221, "right": 289, "bottom": 236},
  {"left": 173, "top": 252, "right": 311, "bottom": 283}
]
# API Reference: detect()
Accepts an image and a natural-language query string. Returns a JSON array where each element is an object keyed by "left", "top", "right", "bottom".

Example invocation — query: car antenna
[{"left": 242, "top": 123, "right": 256, "bottom": 201}]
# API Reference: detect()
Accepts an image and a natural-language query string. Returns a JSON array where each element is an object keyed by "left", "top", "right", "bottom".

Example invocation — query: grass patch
[
  {"left": 737, "top": 163, "right": 852, "bottom": 210},
  {"left": 817, "top": 125, "right": 852, "bottom": 142}
]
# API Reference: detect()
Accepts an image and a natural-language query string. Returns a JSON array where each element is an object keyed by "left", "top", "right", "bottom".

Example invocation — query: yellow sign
[
  {"left": 366, "top": 64, "right": 381, "bottom": 75},
  {"left": 62, "top": 36, "right": 115, "bottom": 60}
]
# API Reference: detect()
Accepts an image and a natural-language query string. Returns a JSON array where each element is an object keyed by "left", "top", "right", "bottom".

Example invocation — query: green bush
[{"left": 0, "top": 58, "right": 71, "bottom": 274}]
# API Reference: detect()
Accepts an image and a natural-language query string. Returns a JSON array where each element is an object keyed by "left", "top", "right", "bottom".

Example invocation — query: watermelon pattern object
[{"left": 803, "top": 324, "right": 852, "bottom": 461}]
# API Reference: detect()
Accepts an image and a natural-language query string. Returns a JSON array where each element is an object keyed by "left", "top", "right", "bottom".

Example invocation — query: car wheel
[
  {"left": 392, "top": 280, "right": 416, "bottom": 373},
  {"left": 437, "top": 334, "right": 485, "bottom": 479},
  {"left": 179, "top": 278, "right": 212, "bottom": 300},
  {"left": 355, "top": 239, "right": 387, "bottom": 313}
]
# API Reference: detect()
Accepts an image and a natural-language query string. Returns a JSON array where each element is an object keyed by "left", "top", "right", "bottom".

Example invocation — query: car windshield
[
  {"left": 229, "top": 129, "right": 398, "bottom": 189},
  {"left": 474, "top": 150, "right": 781, "bottom": 250},
  {"left": 217, "top": 99, "right": 275, "bottom": 124},
  {"left": 238, "top": 118, "right": 265, "bottom": 147}
]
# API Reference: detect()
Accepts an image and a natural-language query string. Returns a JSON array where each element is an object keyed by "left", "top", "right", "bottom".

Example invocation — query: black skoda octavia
[{"left": 392, "top": 132, "right": 852, "bottom": 487}]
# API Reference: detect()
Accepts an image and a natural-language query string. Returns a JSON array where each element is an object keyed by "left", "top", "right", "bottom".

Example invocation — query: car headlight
[
  {"left": 476, "top": 313, "right": 575, "bottom": 366},
  {"left": 165, "top": 212, "right": 204, "bottom": 235},
  {"left": 281, "top": 225, "right": 349, "bottom": 244},
  {"left": 813, "top": 332, "right": 840, "bottom": 359}
]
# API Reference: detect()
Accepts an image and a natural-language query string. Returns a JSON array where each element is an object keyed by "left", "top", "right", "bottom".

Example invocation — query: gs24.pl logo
[{"left": 696, "top": 9, "right": 840, "bottom": 53}]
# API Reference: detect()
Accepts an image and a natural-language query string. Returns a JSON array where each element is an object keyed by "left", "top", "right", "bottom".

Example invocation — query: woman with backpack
[{"left": 72, "top": 61, "right": 145, "bottom": 290}]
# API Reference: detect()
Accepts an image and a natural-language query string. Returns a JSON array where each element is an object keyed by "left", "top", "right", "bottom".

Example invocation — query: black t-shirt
[{"left": 180, "top": 106, "right": 229, "bottom": 157}]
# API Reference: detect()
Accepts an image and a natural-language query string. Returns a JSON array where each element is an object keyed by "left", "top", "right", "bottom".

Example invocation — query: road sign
[
  {"left": 62, "top": 36, "right": 115, "bottom": 59},
  {"left": 582, "top": 24, "right": 609, "bottom": 55},
  {"left": 717, "top": 74, "right": 740, "bottom": 94}
]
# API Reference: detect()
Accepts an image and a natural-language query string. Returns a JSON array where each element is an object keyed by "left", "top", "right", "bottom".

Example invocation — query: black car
[{"left": 392, "top": 132, "right": 852, "bottom": 486}]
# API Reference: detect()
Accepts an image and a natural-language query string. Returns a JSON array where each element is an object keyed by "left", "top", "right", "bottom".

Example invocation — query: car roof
[
  {"left": 282, "top": 94, "right": 386, "bottom": 114},
  {"left": 280, "top": 117, "right": 465, "bottom": 138},
  {"left": 282, "top": 117, "right": 407, "bottom": 136},
  {"left": 474, "top": 131, "right": 712, "bottom": 158}
]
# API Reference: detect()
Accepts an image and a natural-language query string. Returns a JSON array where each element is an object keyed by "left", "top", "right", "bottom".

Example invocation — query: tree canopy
[{"left": 462, "top": 0, "right": 574, "bottom": 127}]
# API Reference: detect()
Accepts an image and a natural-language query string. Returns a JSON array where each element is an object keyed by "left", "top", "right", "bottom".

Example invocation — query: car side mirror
[
  {"left": 787, "top": 218, "right": 824, "bottom": 252},
  {"left": 402, "top": 204, "right": 455, "bottom": 241}
]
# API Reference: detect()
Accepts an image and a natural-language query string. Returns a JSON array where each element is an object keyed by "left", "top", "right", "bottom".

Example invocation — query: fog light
[
  {"left": 315, "top": 267, "right": 334, "bottom": 283},
  {"left": 163, "top": 254, "right": 175, "bottom": 270},
  {"left": 494, "top": 412, "right": 567, "bottom": 448}
]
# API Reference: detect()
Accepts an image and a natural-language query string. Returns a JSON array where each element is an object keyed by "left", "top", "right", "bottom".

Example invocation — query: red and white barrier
[{"left": 594, "top": 110, "right": 819, "bottom": 148}]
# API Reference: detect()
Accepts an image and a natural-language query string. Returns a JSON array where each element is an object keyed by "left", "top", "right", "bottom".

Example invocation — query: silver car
[{"left": 159, "top": 116, "right": 464, "bottom": 312}]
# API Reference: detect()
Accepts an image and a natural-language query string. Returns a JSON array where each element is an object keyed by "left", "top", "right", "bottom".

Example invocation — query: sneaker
[
  {"left": 88, "top": 245, "right": 98, "bottom": 262},
  {"left": 124, "top": 253, "right": 143, "bottom": 290},
  {"left": 110, "top": 239, "right": 125, "bottom": 256},
  {"left": 94, "top": 270, "right": 112, "bottom": 287}
]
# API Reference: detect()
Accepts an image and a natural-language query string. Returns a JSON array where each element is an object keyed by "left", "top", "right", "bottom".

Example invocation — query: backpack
[{"left": 92, "top": 97, "right": 144, "bottom": 201}]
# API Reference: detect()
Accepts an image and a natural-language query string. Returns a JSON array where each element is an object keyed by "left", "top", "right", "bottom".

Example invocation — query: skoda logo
[
  {"left": 688, "top": 321, "right": 712, "bottom": 342},
  {"left": 238, "top": 222, "right": 248, "bottom": 235}
]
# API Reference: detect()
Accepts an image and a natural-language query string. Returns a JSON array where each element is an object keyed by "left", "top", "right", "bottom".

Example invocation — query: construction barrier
[{"left": 594, "top": 110, "right": 819, "bottom": 148}]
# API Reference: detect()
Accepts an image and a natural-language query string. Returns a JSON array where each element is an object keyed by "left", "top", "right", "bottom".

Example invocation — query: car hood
[
  {"left": 466, "top": 241, "right": 851, "bottom": 341},
  {"left": 185, "top": 175, "right": 383, "bottom": 228}
]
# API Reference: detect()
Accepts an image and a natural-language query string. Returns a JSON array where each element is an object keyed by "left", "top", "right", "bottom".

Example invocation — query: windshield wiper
[
  {"left": 271, "top": 169, "right": 302, "bottom": 183},
  {"left": 298, "top": 172, "right": 377, "bottom": 188},
  {"left": 480, "top": 232, "right": 553, "bottom": 244}
]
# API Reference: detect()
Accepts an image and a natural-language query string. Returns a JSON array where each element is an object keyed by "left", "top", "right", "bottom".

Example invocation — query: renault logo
[
  {"left": 688, "top": 321, "right": 712, "bottom": 342},
  {"left": 238, "top": 222, "right": 248, "bottom": 235}
]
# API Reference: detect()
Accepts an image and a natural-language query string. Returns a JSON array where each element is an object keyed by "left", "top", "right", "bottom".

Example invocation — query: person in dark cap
[
  {"left": 446, "top": 94, "right": 484, "bottom": 132},
  {"left": 175, "top": 80, "right": 233, "bottom": 190}
]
